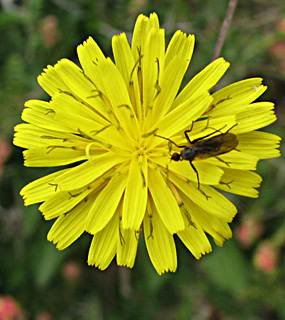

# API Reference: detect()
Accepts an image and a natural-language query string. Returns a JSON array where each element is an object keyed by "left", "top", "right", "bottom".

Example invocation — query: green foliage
[{"left": 0, "top": 0, "right": 284, "bottom": 319}]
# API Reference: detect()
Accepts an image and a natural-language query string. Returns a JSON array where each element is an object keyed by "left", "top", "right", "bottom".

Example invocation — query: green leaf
[
  {"left": 33, "top": 239, "right": 67, "bottom": 288},
  {"left": 199, "top": 239, "right": 250, "bottom": 295}
]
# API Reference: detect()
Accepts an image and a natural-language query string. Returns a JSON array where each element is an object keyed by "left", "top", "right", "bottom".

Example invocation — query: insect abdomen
[{"left": 193, "top": 133, "right": 238, "bottom": 160}]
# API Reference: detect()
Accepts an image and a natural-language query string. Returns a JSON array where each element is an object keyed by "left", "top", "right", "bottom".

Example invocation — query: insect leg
[
  {"left": 224, "top": 123, "right": 238, "bottom": 133},
  {"left": 184, "top": 125, "right": 226, "bottom": 144},
  {"left": 189, "top": 160, "right": 211, "bottom": 200},
  {"left": 206, "top": 123, "right": 237, "bottom": 137},
  {"left": 189, "top": 160, "right": 200, "bottom": 189},
  {"left": 184, "top": 123, "right": 237, "bottom": 145},
  {"left": 215, "top": 156, "right": 231, "bottom": 167}
]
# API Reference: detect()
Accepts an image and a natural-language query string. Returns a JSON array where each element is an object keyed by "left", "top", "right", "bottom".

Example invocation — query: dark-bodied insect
[{"left": 155, "top": 124, "right": 238, "bottom": 189}]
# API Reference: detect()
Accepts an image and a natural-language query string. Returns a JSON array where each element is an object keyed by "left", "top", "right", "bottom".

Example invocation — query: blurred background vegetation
[{"left": 0, "top": 0, "right": 284, "bottom": 319}]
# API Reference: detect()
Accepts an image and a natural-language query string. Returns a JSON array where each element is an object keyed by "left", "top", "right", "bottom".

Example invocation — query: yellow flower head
[{"left": 14, "top": 13, "right": 280, "bottom": 274}]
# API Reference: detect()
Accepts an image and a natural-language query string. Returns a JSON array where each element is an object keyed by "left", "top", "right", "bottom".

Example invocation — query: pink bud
[
  {"left": 39, "top": 16, "right": 61, "bottom": 48},
  {"left": 276, "top": 19, "right": 285, "bottom": 33},
  {"left": 0, "top": 140, "right": 11, "bottom": 180},
  {"left": 0, "top": 296, "right": 21, "bottom": 320},
  {"left": 236, "top": 218, "right": 264, "bottom": 248},
  {"left": 254, "top": 241, "right": 279, "bottom": 273},
  {"left": 35, "top": 313, "right": 52, "bottom": 320},
  {"left": 62, "top": 261, "right": 81, "bottom": 280}
]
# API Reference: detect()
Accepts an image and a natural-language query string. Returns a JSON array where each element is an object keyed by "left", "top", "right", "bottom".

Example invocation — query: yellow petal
[
  {"left": 20, "top": 169, "right": 68, "bottom": 205},
  {"left": 23, "top": 147, "right": 86, "bottom": 167},
  {"left": 205, "top": 150, "right": 259, "bottom": 170},
  {"left": 155, "top": 91, "right": 213, "bottom": 137},
  {"left": 122, "top": 155, "right": 148, "bottom": 230},
  {"left": 142, "top": 27, "right": 165, "bottom": 116},
  {"left": 77, "top": 36, "right": 105, "bottom": 72},
  {"left": 210, "top": 78, "right": 267, "bottom": 116},
  {"left": 172, "top": 57, "right": 230, "bottom": 108},
  {"left": 117, "top": 227, "right": 139, "bottom": 268},
  {"left": 88, "top": 211, "right": 119, "bottom": 270},
  {"left": 112, "top": 32, "right": 142, "bottom": 119},
  {"left": 95, "top": 58, "right": 139, "bottom": 136},
  {"left": 131, "top": 13, "right": 160, "bottom": 62},
  {"left": 47, "top": 199, "right": 93, "bottom": 250},
  {"left": 39, "top": 187, "right": 93, "bottom": 220},
  {"left": 86, "top": 173, "right": 127, "bottom": 234},
  {"left": 170, "top": 173, "right": 237, "bottom": 222},
  {"left": 237, "top": 131, "right": 281, "bottom": 159},
  {"left": 151, "top": 56, "right": 190, "bottom": 122},
  {"left": 217, "top": 168, "right": 262, "bottom": 198},
  {"left": 148, "top": 167, "right": 184, "bottom": 234},
  {"left": 54, "top": 59, "right": 110, "bottom": 120},
  {"left": 54, "top": 152, "right": 125, "bottom": 190},
  {"left": 182, "top": 195, "right": 233, "bottom": 247},
  {"left": 177, "top": 213, "right": 212, "bottom": 259},
  {"left": 14, "top": 123, "right": 89, "bottom": 151},
  {"left": 152, "top": 157, "right": 223, "bottom": 186},
  {"left": 144, "top": 203, "right": 177, "bottom": 275},
  {"left": 234, "top": 102, "right": 277, "bottom": 134},
  {"left": 112, "top": 33, "right": 136, "bottom": 87},
  {"left": 165, "top": 31, "right": 195, "bottom": 68},
  {"left": 50, "top": 93, "right": 109, "bottom": 128},
  {"left": 21, "top": 100, "right": 68, "bottom": 132},
  {"left": 37, "top": 64, "right": 68, "bottom": 97}
]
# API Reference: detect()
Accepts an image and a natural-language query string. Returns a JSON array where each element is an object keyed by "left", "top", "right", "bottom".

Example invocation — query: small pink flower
[
  {"left": 0, "top": 140, "right": 11, "bottom": 180},
  {"left": 276, "top": 18, "right": 285, "bottom": 33},
  {"left": 0, "top": 296, "right": 20, "bottom": 320},
  {"left": 254, "top": 241, "right": 279, "bottom": 273},
  {"left": 39, "top": 16, "right": 61, "bottom": 48},
  {"left": 236, "top": 218, "right": 263, "bottom": 248},
  {"left": 269, "top": 41, "right": 285, "bottom": 61},
  {"left": 35, "top": 313, "right": 52, "bottom": 320},
  {"left": 62, "top": 261, "right": 81, "bottom": 280}
]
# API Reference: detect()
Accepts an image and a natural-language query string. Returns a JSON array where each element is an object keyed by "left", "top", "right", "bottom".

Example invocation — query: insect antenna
[{"left": 154, "top": 134, "right": 186, "bottom": 148}]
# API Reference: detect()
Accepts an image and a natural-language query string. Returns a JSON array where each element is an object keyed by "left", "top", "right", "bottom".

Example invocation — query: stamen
[
  {"left": 45, "top": 108, "right": 55, "bottom": 115},
  {"left": 86, "top": 89, "right": 102, "bottom": 99},
  {"left": 219, "top": 180, "right": 234, "bottom": 189},
  {"left": 135, "top": 230, "right": 140, "bottom": 241},
  {"left": 48, "top": 183, "right": 58, "bottom": 192},
  {"left": 67, "top": 191, "right": 83, "bottom": 198},
  {"left": 141, "top": 128, "right": 159, "bottom": 138},
  {"left": 58, "top": 89, "right": 78, "bottom": 101},
  {"left": 207, "top": 95, "right": 231, "bottom": 112},
  {"left": 146, "top": 200, "right": 154, "bottom": 239},
  {"left": 139, "top": 161, "right": 146, "bottom": 188},
  {"left": 46, "top": 145, "right": 75, "bottom": 154},
  {"left": 63, "top": 202, "right": 81, "bottom": 217},
  {"left": 41, "top": 136, "right": 66, "bottom": 142},
  {"left": 119, "top": 223, "right": 125, "bottom": 246},
  {"left": 91, "top": 124, "right": 112, "bottom": 136},
  {"left": 154, "top": 58, "right": 161, "bottom": 99},
  {"left": 181, "top": 206, "right": 197, "bottom": 228},
  {"left": 81, "top": 71, "right": 96, "bottom": 87},
  {"left": 117, "top": 104, "right": 135, "bottom": 118},
  {"left": 119, "top": 203, "right": 125, "bottom": 245},
  {"left": 168, "top": 181, "right": 196, "bottom": 228}
]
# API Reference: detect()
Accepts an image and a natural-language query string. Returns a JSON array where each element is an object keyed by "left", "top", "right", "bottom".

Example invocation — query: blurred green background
[{"left": 0, "top": 0, "right": 284, "bottom": 319}]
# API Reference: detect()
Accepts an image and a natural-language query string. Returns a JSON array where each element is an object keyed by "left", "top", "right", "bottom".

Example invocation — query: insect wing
[{"left": 193, "top": 133, "right": 238, "bottom": 160}]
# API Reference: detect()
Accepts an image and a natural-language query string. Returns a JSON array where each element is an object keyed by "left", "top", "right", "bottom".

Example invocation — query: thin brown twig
[{"left": 212, "top": 0, "right": 239, "bottom": 61}]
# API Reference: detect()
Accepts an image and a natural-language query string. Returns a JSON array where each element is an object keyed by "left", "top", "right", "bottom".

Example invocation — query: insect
[{"left": 155, "top": 124, "right": 238, "bottom": 189}]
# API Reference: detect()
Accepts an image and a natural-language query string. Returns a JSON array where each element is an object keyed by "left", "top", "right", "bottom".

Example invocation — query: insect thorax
[{"left": 181, "top": 147, "right": 196, "bottom": 161}]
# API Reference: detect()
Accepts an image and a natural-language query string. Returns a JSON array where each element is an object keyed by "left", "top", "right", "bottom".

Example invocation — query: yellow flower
[{"left": 14, "top": 13, "right": 280, "bottom": 274}]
